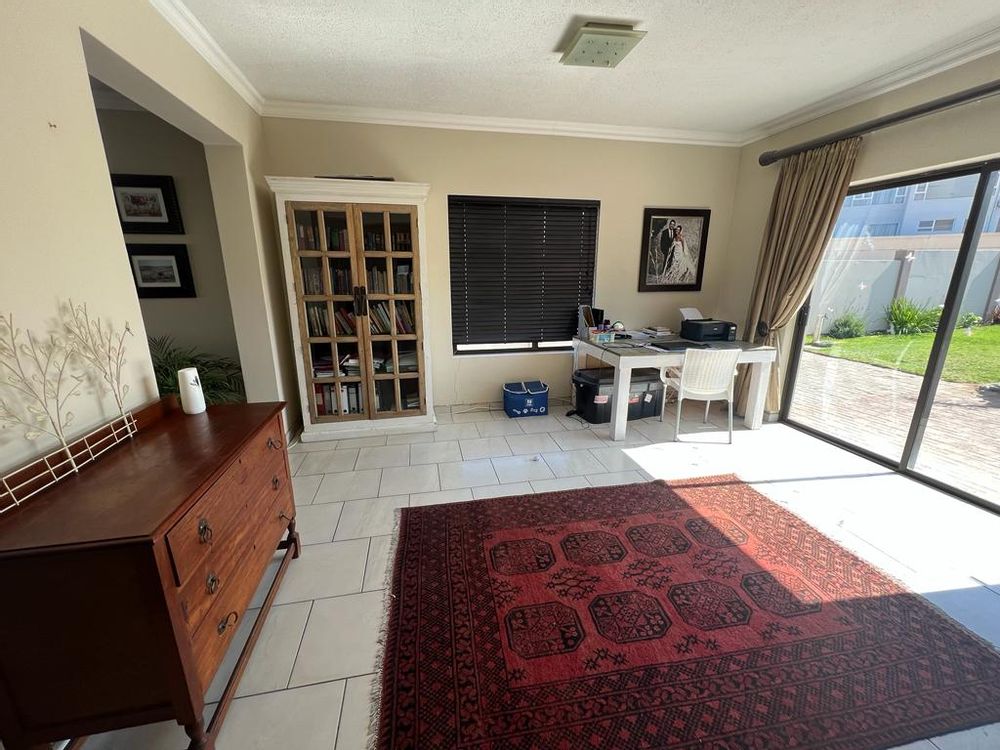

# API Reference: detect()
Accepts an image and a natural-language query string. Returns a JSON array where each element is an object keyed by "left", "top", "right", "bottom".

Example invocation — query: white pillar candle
[{"left": 178, "top": 367, "right": 207, "bottom": 415}]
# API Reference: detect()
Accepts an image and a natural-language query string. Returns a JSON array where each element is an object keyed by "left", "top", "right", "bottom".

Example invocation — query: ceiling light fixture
[{"left": 560, "top": 23, "right": 646, "bottom": 68}]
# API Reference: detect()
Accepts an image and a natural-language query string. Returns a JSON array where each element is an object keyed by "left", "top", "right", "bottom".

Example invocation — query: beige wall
[
  {"left": 0, "top": 1, "right": 286, "bottom": 472},
  {"left": 96, "top": 108, "right": 241, "bottom": 359},
  {"left": 262, "top": 119, "right": 742, "bottom": 405}
]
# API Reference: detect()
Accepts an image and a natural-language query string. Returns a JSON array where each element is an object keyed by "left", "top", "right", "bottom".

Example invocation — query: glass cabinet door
[
  {"left": 353, "top": 205, "right": 424, "bottom": 416},
  {"left": 291, "top": 205, "right": 368, "bottom": 420}
]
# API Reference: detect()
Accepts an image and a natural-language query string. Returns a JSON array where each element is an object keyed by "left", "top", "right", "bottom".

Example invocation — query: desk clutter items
[
  {"left": 639, "top": 325, "right": 673, "bottom": 336},
  {"left": 177, "top": 367, "right": 207, "bottom": 415},
  {"left": 503, "top": 381, "right": 549, "bottom": 417},
  {"left": 571, "top": 367, "right": 663, "bottom": 424}
]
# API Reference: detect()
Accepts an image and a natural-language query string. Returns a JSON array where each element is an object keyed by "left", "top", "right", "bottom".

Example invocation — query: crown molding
[
  {"left": 148, "top": 0, "right": 264, "bottom": 114},
  {"left": 741, "top": 26, "right": 1000, "bottom": 146},
  {"left": 260, "top": 100, "right": 747, "bottom": 147}
]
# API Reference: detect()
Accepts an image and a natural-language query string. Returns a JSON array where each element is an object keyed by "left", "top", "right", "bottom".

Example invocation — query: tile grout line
[
  {"left": 332, "top": 676, "right": 349, "bottom": 750},
  {"left": 360, "top": 536, "right": 372, "bottom": 590},
  {"left": 286, "top": 599, "right": 315, "bottom": 690}
]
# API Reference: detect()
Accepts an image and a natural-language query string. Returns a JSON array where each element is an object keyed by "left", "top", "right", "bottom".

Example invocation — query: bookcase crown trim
[{"left": 266, "top": 176, "right": 430, "bottom": 205}]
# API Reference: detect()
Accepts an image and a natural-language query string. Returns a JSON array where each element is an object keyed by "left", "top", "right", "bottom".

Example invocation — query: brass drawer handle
[
  {"left": 197, "top": 518, "right": 213, "bottom": 544},
  {"left": 266, "top": 436, "right": 282, "bottom": 450},
  {"left": 272, "top": 475, "right": 281, "bottom": 491},
  {"left": 217, "top": 610, "right": 238, "bottom": 636},
  {"left": 206, "top": 572, "right": 220, "bottom": 595}
]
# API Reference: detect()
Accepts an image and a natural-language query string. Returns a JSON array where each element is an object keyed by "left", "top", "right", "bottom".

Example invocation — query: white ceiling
[{"left": 165, "top": 0, "right": 1000, "bottom": 144}]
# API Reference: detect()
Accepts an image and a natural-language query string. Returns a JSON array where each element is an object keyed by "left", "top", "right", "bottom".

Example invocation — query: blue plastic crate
[{"left": 503, "top": 381, "right": 549, "bottom": 418}]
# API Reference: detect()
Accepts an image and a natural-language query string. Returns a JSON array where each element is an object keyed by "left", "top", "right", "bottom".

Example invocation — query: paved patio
[{"left": 788, "top": 350, "right": 999, "bottom": 505}]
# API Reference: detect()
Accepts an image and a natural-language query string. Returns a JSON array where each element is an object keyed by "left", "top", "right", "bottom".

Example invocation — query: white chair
[{"left": 660, "top": 348, "right": 743, "bottom": 443}]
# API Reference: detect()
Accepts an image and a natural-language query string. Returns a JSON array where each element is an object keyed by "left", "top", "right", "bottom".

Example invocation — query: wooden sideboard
[{"left": 0, "top": 400, "right": 299, "bottom": 750}]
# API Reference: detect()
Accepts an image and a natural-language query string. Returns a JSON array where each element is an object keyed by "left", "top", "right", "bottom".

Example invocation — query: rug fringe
[{"left": 366, "top": 506, "right": 403, "bottom": 750}]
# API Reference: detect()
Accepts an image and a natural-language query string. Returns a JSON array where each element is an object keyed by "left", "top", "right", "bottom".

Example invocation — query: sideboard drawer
[
  {"left": 189, "top": 485, "right": 294, "bottom": 690},
  {"left": 177, "top": 469, "right": 287, "bottom": 629},
  {"left": 167, "top": 417, "right": 285, "bottom": 584}
]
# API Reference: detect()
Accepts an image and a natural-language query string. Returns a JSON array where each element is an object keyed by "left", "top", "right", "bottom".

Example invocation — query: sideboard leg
[
  {"left": 288, "top": 517, "right": 302, "bottom": 559},
  {"left": 185, "top": 720, "right": 213, "bottom": 750}
]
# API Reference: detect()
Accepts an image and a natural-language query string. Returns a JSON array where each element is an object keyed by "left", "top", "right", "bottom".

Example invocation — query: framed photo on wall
[
  {"left": 638, "top": 207, "right": 710, "bottom": 292},
  {"left": 126, "top": 244, "right": 196, "bottom": 298},
  {"left": 111, "top": 174, "right": 184, "bottom": 234}
]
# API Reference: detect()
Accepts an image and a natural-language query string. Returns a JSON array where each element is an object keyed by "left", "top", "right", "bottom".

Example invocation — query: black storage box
[{"left": 572, "top": 368, "right": 663, "bottom": 424}]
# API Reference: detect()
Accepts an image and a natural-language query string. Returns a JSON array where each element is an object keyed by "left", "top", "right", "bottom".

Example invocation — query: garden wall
[{"left": 806, "top": 232, "right": 1000, "bottom": 334}]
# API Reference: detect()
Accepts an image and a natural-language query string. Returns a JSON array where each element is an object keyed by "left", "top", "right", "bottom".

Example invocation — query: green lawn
[{"left": 805, "top": 324, "right": 1000, "bottom": 384}]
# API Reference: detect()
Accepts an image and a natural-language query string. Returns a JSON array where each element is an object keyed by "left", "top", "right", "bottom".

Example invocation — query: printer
[{"left": 681, "top": 318, "right": 738, "bottom": 342}]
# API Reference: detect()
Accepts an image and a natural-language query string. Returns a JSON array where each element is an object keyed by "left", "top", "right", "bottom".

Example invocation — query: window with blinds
[{"left": 448, "top": 195, "right": 599, "bottom": 353}]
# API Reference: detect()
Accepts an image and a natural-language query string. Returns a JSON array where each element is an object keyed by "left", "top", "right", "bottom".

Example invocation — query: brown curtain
[{"left": 736, "top": 137, "right": 863, "bottom": 415}]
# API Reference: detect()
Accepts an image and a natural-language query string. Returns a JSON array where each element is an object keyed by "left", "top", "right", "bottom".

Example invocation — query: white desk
[{"left": 572, "top": 337, "right": 777, "bottom": 441}]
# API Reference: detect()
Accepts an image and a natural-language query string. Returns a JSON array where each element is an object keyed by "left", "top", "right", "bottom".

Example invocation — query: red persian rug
[{"left": 376, "top": 475, "right": 1000, "bottom": 749}]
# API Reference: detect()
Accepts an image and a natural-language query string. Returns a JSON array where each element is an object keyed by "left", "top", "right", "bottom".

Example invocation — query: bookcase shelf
[{"left": 269, "top": 179, "right": 432, "bottom": 435}]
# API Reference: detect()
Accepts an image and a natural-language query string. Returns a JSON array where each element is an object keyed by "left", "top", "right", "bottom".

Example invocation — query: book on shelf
[
  {"left": 302, "top": 264, "right": 324, "bottom": 295},
  {"left": 367, "top": 264, "right": 388, "bottom": 293},
  {"left": 394, "top": 264, "right": 411, "bottom": 293},
  {"left": 331, "top": 266, "right": 351, "bottom": 295},
  {"left": 297, "top": 220, "right": 318, "bottom": 250},
  {"left": 315, "top": 383, "right": 341, "bottom": 415},
  {"left": 312, "top": 352, "right": 335, "bottom": 378},
  {"left": 307, "top": 304, "right": 330, "bottom": 337},
  {"left": 364, "top": 231, "right": 386, "bottom": 251},
  {"left": 394, "top": 302, "right": 415, "bottom": 334},
  {"left": 402, "top": 389, "right": 420, "bottom": 409},
  {"left": 327, "top": 226, "right": 349, "bottom": 251},
  {"left": 369, "top": 301, "right": 393, "bottom": 335},
  {"left": 372, "top": 357, "right": 394, "bottom": 374},
  {"left": 393, "top": 231, "right": 412, "bottom": 252},
  {"left": 339, "top": 353, "right": 361, "bottom": 377},
  {"left": 397, "top": 349, "right": 418, "bottom": 372},
  {"left": 334, "top": 307, "right": 356, "bottom": 336}
]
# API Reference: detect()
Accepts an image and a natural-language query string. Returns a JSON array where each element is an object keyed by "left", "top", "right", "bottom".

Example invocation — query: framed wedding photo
[
  {"left": 111, "top": 174, "right": 184, "bottom": 234},
  {"left": 637, "top": 207, "right": 710, "bottom": 292},
  {"left": 126, "top": 244, "right": 196, "bottom": 298}
]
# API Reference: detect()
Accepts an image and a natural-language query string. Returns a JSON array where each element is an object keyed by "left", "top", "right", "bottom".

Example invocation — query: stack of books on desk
[{"left": 640, "top": 326, "right": 673, "bottom": 336}]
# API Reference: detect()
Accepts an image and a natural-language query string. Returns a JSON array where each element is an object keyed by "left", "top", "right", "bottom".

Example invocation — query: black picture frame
[
  {"left": 126, "top": 244, "right": 196, "bottom": 298},
  {"left": 637, "top": 207, "right": 710, "bottom": 292},
  {"left": 111, "top": 174, "right": 184, "bottom": 234}
]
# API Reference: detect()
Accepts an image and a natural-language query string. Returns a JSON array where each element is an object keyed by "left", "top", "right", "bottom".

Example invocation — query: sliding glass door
[
  {"left": 784, "top": 161, "right": 1000, "bottom": 509},
  {"left": 910, "top": 174, "right": 1000, "bottom": 504}
]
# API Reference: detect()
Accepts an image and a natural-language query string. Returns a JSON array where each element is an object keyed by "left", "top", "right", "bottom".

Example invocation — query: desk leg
[
  {"left": 744, "top": 361, "right": 771, "bottom": 430},
  {"left": 609, "top": 364, "right": 631, "bottom": 441}
]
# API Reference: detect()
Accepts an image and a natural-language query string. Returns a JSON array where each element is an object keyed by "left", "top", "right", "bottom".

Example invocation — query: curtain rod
[{"left": 758, "top": 77, "right": 1000, "bottom": 167}]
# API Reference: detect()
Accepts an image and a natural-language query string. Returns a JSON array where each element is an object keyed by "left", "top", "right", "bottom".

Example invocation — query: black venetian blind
[{"left": 449, "top": 195, "right": 599, "bottom": 350}]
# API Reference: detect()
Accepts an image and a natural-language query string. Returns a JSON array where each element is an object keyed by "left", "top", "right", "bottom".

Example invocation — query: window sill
[{"left": 453, "top": 348, "right": 574, "bottom": 358}]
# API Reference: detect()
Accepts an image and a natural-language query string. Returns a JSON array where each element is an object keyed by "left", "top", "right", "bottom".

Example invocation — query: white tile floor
[{"left": 82, "top": 402, "right": 1000, "bottom": 750}]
